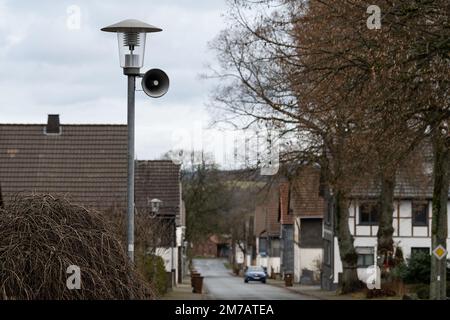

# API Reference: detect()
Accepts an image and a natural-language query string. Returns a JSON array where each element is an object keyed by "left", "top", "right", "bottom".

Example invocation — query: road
[{"left": 193, "top": 259, "right": 316, "bottom": 300}]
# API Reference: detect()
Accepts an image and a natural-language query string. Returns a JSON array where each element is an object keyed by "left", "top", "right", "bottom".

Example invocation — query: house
[
  {"left": 192, "top": 234, "right": 231, "bottom": 258},
  {"left": 0, "top": 114, "right": 127, "bottom": 212},
  {"left": 279, "top": 181, "right": 294, "bottom": 278},
  {"left": 233, "top": 215, "right": 256, "bottom": 269},
  {"left": 288, "top": 167, "right": 325, "bottom": 284},
  {"left": 0, "top": 115, "right": 186, "bottom": 286},
  {"left": 251, "top": 167, "right": 325, "bottom": 283},
  {"left": 321, "top": 161, "right": 450, "bottom": 290},
  {"left": 254, "top": 184, "right": 281, "bottom": 278},
  {"left": 135, "top": 160, "right": 185, "bottom": 285}
]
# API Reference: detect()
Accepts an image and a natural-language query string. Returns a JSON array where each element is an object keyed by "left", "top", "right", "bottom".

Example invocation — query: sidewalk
[
  {"left": 266, "top": 278, "right": 402, "bottom": 300},
  {"left": 161, "top": 276, "right": 209, "bottom": 300},
  {"left": 266, "top": 278, "right": 365, "bottom": 300}
]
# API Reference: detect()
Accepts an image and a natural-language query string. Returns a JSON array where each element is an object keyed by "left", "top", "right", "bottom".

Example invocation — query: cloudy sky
[{"left": 0, "top": 0, "right": 236, "bottom": 163}]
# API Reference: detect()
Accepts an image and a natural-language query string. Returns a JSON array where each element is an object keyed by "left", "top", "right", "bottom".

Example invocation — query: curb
[
  {"left": 283, "top": 286, "right": 327, "bottom": 300},
  {"left": 266, "top": 281, "right": 328, "bottom": 300},
  {"left": 201, "top": 281, "right": 216, "bottom": 300},
  {"left": 229, "top": 270, "right": 327, "bottom": 300}
]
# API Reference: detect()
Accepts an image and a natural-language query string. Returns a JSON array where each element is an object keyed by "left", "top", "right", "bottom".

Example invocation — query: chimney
[{"left": 46, "top": 114, "right": 60, "bottom": 134}]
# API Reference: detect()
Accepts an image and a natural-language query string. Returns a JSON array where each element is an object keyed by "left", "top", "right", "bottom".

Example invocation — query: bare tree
[{"left": 209, "top": 0, "right": 449, "bottom": 294}]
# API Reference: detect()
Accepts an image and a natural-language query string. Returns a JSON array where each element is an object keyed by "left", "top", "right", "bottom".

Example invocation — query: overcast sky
[{"left": 0, "top": 0, "right": 235, "bottom": 163}]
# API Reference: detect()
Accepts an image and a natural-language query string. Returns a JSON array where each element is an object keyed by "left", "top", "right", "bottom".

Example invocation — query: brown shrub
[{"left": 0, "top": 194, "right": 155, "bottom": 300}]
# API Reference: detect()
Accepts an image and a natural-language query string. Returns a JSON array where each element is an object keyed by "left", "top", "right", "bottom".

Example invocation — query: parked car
[{"left": 244, "top": 266, "right": 267, "bottom": 284}]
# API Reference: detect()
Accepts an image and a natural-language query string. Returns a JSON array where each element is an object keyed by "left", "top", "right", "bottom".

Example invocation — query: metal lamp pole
[
  {"left": 101, "top": 19, "right": 164, "bottom": 262},
  {"left": 127, "top": 73, "right": 136, "bottom": 261}
]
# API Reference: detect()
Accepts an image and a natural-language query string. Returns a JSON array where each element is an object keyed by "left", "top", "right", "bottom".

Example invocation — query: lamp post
[
  {"left": 147, "top": 198, "right": 175, "bottom": 286},
  {"left": 149, "top": 198, "right": 162, "bottom": 218},
  {"left": 148, "top": 199, "right": 174, "bottom": 285},
  {"left": 101, "top": 19, "right": 169, "bottom": 262}
]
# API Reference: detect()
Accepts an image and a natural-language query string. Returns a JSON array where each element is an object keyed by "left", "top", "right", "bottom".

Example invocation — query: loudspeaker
[{"left": 141, "top": 68, "right": 170, "bottom": 98}]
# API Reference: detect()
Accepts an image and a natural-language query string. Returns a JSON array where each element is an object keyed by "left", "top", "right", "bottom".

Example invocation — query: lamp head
[
  {"left": 148, "top": 198, "right": 163, "bottom": 217},
  {"left": 101, "top": 19, "right": 162, "bottom": 71}
]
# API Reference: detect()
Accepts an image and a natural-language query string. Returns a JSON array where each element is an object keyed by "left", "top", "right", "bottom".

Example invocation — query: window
[
  {"left": 359, "top": 202, "right": 380, "bottom": 225},
  {"left": 269, "top": 238, "right": 280, "bottom": 257},
  {"left": 356, "top": 247, "right": 375, "bottom": 268},
  {"left": 299, "top": 218, "right": 323, "bottom": 248},
  {"left": 412, "top": 202, "right": 428, "bottom": 226},
  {"left": 259, "top": 237, "right": 267, "bottom": 255}
]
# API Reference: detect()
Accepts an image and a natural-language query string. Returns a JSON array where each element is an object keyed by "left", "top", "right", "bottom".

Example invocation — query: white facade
[
  {"left": 235, "top": 243, "right": 245, "bottom": 264},
  {"left": 332, "top": 200, "right": 450, "bottom": 285},
  {"left": 296, "top": 249, "right": 323, "bottom": 282},
  {"left": 256, "top": 254, "right": 268, "bottom": 268},
  {"left": 294, "top": 237, "right": 301, "bottom": 282},
  {"left": 155, "top": 225, "right": 185, "bottom": 286},
  {"left": 268, "top": 257, "right": 281, "bottom": 275},
  {"left": 293, "top": 217, "right": 323, "bottom": 283},
  {"left": 246, "top": 254, "right": 252, "bottom": 267},
  {"left": 256, "top": 255, "right": 281, "bottom": 276},
  {"left": 156, "top": 247, "right": 179, "bottom": 284},
  {"left": 255, "top": 237, "right": 281, "bottom": 276},
  {"left": 234, "top": 243, "right": 252, "bottom": 267}
]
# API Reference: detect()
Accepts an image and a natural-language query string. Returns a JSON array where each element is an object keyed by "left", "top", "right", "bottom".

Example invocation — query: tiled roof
[
  {"left": 350, "top": 178, "right": 450, "bottom": 199},
  {"left": 0, "top": 123, "right": 128, "bottom": 212},
  {"left": 254, "top": 185, "right": 280, "bottom": 237},
  {"left": 349, "top": 145, "right": 450, "bottom": 199},
  {"left": 290, "top": 167, "right": 325, "bottom": 218},
  {"left": 0, "top": 121, "right": 182, "bottom": 218},
  {"left": 134, "top": 160, "right": 181, "bottom": 219},
  {"left": 279, "top": 182, "right": 294, "bottom": 224},
  {"left": 254, "top": 204, "right": 266, "bottom": 237}
]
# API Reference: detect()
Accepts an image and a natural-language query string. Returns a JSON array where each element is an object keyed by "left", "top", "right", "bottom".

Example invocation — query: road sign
[{"left": 432, "top": 245, "right": 448, "bottom": 260}]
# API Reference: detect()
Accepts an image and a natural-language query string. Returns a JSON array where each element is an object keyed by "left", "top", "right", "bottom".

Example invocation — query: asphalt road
[{"left": 193, "top": 259, "right": 316, "bottom": 300}]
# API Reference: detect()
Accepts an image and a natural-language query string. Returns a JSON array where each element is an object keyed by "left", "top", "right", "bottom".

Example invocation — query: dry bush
[
  {"left": 103, "top": 205, "right": 176, "bottom": 299},
  {"left": 0, "top": 194, "right": 155, "bottom": 300}
]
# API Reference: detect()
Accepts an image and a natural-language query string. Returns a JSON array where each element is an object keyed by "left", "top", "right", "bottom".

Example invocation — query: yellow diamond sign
[{"left": 432, "top": 245, "right": 447, "bottom": 260}]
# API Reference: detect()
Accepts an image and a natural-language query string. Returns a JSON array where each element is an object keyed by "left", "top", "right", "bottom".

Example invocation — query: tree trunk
[
  {"left": 430, "top": 128, "right": 449, "bottom": 300},
  {"left": 231, "top": 236, "right": 236, "bottom": 270},
  {"left": 377, "top": 172, "right": 396, "bottom": 271},
  {"left": 335, "top": 191, "right": 362, "bottom": 293}
]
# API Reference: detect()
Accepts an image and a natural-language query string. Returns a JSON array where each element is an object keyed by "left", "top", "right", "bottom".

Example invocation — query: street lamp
[
  {"left": 147, "top": 197, "right": 175, "bottom": 285},
  {"left": 101, "top": 19, "right": 170, "bottom": 262},
  {"left": 102, "top": 19, "right": 161, "bottom": 74},
  {"left": 148, "top": 198, "right": 162, "bottom": 218}
]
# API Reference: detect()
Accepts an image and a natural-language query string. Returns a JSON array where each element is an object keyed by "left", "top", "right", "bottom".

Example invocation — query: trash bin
[
  {"left": 285, "top": 273, "right": 293, "bottom": 287},
  {"left": 192, "top": 275, "right": 203, "bottom": 294},
  {"left": 166, "top": 271, "right": 173, "bottom": 291},
  {"left": 191, "top": 271, "right": 200, "bottom": 287}
]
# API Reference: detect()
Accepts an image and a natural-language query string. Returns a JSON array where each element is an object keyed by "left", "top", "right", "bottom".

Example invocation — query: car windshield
[{"left": 248, "top": 266, "right": 264, "bottom": 272}]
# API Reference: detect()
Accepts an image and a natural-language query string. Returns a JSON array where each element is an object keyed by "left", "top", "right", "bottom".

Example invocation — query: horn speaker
[{"left": 141, "top": 68, "right": 169, "bottom": 98}]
